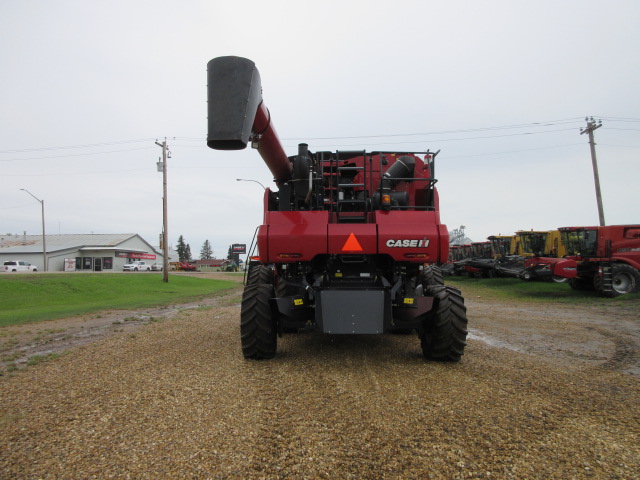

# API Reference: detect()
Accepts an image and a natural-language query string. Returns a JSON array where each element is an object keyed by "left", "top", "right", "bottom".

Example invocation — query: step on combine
[{"left": 206, "top": 56, "right": 468, "bottom": 360}]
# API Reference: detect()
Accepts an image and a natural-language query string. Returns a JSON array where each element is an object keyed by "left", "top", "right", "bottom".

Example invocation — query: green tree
[
  {"left": 176, "top": 235, "right": 188, "bottom": 262},
  {"left": 200, "top": 240, "right": 213, "bottom": 260},
  {"left": 185, "top": 244, "right": 193, "bottom": 262},
  {"left": 227, "top": 245, "right": 240, "bottom": 264}
]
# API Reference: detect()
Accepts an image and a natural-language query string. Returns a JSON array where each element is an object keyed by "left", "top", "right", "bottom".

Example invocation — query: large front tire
[
  {"left": 240, "top": 283, "right": 277, "bottom": 359},
  {"left": 612, "top": 264, "right": 640, "bottom": 295},
  {"left": 420, "top": 285, "right": 468, "bottom": 362},
  {"left": 595, "top": 264, "right": 640, "bottom": 297}
]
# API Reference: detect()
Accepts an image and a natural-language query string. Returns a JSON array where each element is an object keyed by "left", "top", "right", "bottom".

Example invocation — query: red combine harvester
[
  {"left": 206, "top": 56, "right": 468, "bottom": 360},
  {"left": 558, "top": 225, "right": 640, "bottom": 297}
]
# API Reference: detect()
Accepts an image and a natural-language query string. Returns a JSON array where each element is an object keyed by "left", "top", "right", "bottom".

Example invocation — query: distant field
[{"left": 0, "top": 273, "right": 237, "bottom": 327}]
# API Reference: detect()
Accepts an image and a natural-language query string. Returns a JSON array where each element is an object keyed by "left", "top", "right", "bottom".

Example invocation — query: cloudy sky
[{"left": 1, "top": 0, "right": 638, "bottom": 258}]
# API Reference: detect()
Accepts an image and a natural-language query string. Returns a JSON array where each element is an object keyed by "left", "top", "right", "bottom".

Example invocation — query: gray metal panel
[
  {"left": 0, "top": 233, "right": 138, "bottom": 253},
  {"left": 318, "top": 290, "right": 385, "bottom": 334}
]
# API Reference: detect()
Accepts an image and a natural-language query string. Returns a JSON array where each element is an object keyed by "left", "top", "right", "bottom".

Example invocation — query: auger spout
[{"left": 206, "top": 56, "right": 292, "bottom": 182}]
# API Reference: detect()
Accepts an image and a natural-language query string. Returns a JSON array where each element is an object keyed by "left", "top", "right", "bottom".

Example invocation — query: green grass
[
  {"left": 0, "top": 274, "right": 237, "bottom": 327},
  {"left": 26, "top": 353, "right": 61, "bottom": 366},
  {"left": 445, "top": 276, "right": 640, "bottom": 305}
]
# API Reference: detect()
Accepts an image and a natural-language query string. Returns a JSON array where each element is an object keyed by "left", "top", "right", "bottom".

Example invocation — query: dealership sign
[
  {"left": 232, "top": 244, "right": 246, "bottom": 254},
  {"left": 128, "top": 253, "right": 157, "bottom": 260}
]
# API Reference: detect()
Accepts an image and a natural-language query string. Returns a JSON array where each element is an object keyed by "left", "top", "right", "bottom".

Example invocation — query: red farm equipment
[
  {"left": 517, "top": 230, "right": 572, "bottom": 282},
  {"left": 558, "top": 225, "right": 640, "bottom": 297},
  {"left": 206, "top": 56, "right": 468, "bottom": 360},
  {"left": 463, "top": 241, "right": 494, "bottom": 278}
]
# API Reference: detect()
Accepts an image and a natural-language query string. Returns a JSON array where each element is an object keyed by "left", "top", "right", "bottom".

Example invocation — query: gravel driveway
[{"left": 1, "top": 279, "right": 638, "bottom": 479}]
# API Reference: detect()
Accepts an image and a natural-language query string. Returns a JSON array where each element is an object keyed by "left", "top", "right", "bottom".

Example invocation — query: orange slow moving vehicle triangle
[{"left": 342, "top": 233, "right": 363, "bottom": 252}]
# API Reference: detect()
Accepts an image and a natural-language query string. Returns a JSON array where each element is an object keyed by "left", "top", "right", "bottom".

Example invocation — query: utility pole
[
  {"left": 155, "top": 138, "right": 170, "bottom": 282},
  {"left": 580, "top": 117, "right": 605, "bottom": 226}
]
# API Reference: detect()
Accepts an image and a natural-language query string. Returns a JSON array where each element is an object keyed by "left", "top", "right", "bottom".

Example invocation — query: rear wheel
[
  {"left": 420, "top": 266, "right": 467, "bottom": 362},
  {"left": 241, "top": 265, "right": 277, "bottom": 359},
  {"left": 241, "top": 283, "right": 277, "bottom": 359},
  {"left": 420, "top": 265, "right": 444, "bottom": 289},
  {"left": 247, "top": 263, "right": 274, "bottom": 286},
  {"left": 420, "top": 285, "right": 468, "bottom": 362}
]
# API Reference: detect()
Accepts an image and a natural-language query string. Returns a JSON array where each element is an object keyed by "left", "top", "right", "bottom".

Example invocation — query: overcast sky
[{"left": 1, "top": 0, "right": 638, "bottom": 258}]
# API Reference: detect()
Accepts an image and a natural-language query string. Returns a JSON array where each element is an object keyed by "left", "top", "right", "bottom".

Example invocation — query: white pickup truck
[
  {"left": 122, "top": 261, "right": 152, "bottom": 271},
  {"left": 2, "top": 260, "right": 38, "bottom": 272}
]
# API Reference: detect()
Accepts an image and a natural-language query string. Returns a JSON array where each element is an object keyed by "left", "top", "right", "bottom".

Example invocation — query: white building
[{"left": 0, "top": 233, "right": 165, "bottom": 272}]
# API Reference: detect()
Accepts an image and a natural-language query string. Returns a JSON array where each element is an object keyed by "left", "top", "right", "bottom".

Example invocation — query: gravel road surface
[{"left": 1, "top": 278, "right": 639, "bottom": 479}]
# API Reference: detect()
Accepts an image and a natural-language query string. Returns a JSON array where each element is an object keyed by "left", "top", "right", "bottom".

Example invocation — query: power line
[
  {"left": 443, "top": 142, "right": 584, "bottom": 159},
  {"left": 282, "top": 118, "right": 585, "bottom": 141},
  {"left": 596, "top": 116, "right": 640, "bottom": 123},
  {"left": 302, "top": 127, "right": 578, "bottom": 149},
  {"left": 0, "top": 138, "right": 156, "bottom": 154},
  {"left": 598, "top": 143, "right": 640, "bottom": 149},
  {"left": 0, "top": 146, "right": 156, "bottom": 163},
  {"left": 2, "top": 168, "right": 152, "bottom": 177}
]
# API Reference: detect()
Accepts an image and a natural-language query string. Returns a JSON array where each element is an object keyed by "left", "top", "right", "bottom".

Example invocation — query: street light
[
  {"left": 155, "top": 139, "right": 170, "bottom": 282},
  {"left": 236, "top": 178, "right": 266, "bottom": 189},
  {"left": 20, "top": 188, "right": 47, "bottom": 271}
]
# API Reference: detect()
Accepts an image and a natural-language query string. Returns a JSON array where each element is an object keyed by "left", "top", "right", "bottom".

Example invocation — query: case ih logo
[{"left": 386, "top": 239, "right": 430, "bottom": 248}]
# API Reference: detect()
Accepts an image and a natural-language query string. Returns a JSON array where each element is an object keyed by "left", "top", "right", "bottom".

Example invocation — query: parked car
[
  {"left": 122, "top": 261, "right": 151, "bottom": 271},
  {"left": 151, "top": 263, "right": 163, "bottom": 271},
  {"left": 2, "top": 260, "right": 38, "bottom": 272}
]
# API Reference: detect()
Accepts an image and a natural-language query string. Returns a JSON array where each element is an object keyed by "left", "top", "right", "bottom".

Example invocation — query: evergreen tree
[
  {"left": 176, "top": 235, "right": 187, "bottom": 262},
  {"left": 227, "top": 244, "right": 239, "bottom": 264},
  {"left": 185, "top": 244, "right": 192, "bottom": 262},
  {"left": 200, "top": 240, "right": 213, "bottom": 260}
]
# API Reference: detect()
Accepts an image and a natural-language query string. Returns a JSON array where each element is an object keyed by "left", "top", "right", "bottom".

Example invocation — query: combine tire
[
  {"left": 612, "top": 264, "right": 640, "bottom": 295},
  {"left": 240, "top": 283, "right": 277, "bottom": 359},
  {"left": 521, "top": 270, "right": 533, "bottom": 281},
  {"left": 420, "top": 265, "right": 444, "bottom": 287},
  {"left": 420, "top": 285, "right": 468, "bottom": 362},
  {"left": 595, "top": 264, "right": 640, "bottom": 297},
  {"left": 247, "top": 264, "right": 274, "bottom": 286}
]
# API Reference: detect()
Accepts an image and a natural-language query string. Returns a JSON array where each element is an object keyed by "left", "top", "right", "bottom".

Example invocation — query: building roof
[
  {"left": 194, "top": 259, "right": 228, "bottom": 267},
  {"left": 0, "top": 233, "right": 158, "bottom": 254}
]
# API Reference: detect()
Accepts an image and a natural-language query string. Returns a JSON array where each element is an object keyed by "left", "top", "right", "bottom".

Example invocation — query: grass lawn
[
  {"left": 0, "top": 273, "right": 238, "bottom": 327},
  {"left": 445, "top": 275, "right": 640, "bottom": 305}
]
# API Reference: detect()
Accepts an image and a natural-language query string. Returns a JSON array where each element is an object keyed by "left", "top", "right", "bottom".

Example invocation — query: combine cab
[
  {"left": 559, "top": 225, "right": 640, "bottom": 297},
  {"left": 486, "top": 235, "right": 524, "bottom": 278},
  {"left": 489, "top": 235, "right": 515, "bottom": 258},
  {"left": 206, "top": 56, "right": 468, "bottom": 360},
  {"left": 464, "top": 242, "right": 494, "bottom": 277},
  {"left": 518, "top": 230, "right": 571, "bottom": 282}
]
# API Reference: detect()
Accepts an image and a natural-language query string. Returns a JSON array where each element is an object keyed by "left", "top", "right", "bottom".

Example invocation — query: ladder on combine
[
  {"left": 600, "top": 240, "right": 614, "bottom": 294},
  {"left": 600, "top": 262, "right": 614, "bottom": 294},
  {"left": 323, "top": 150, "right": 368, "bottom": 223}
]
